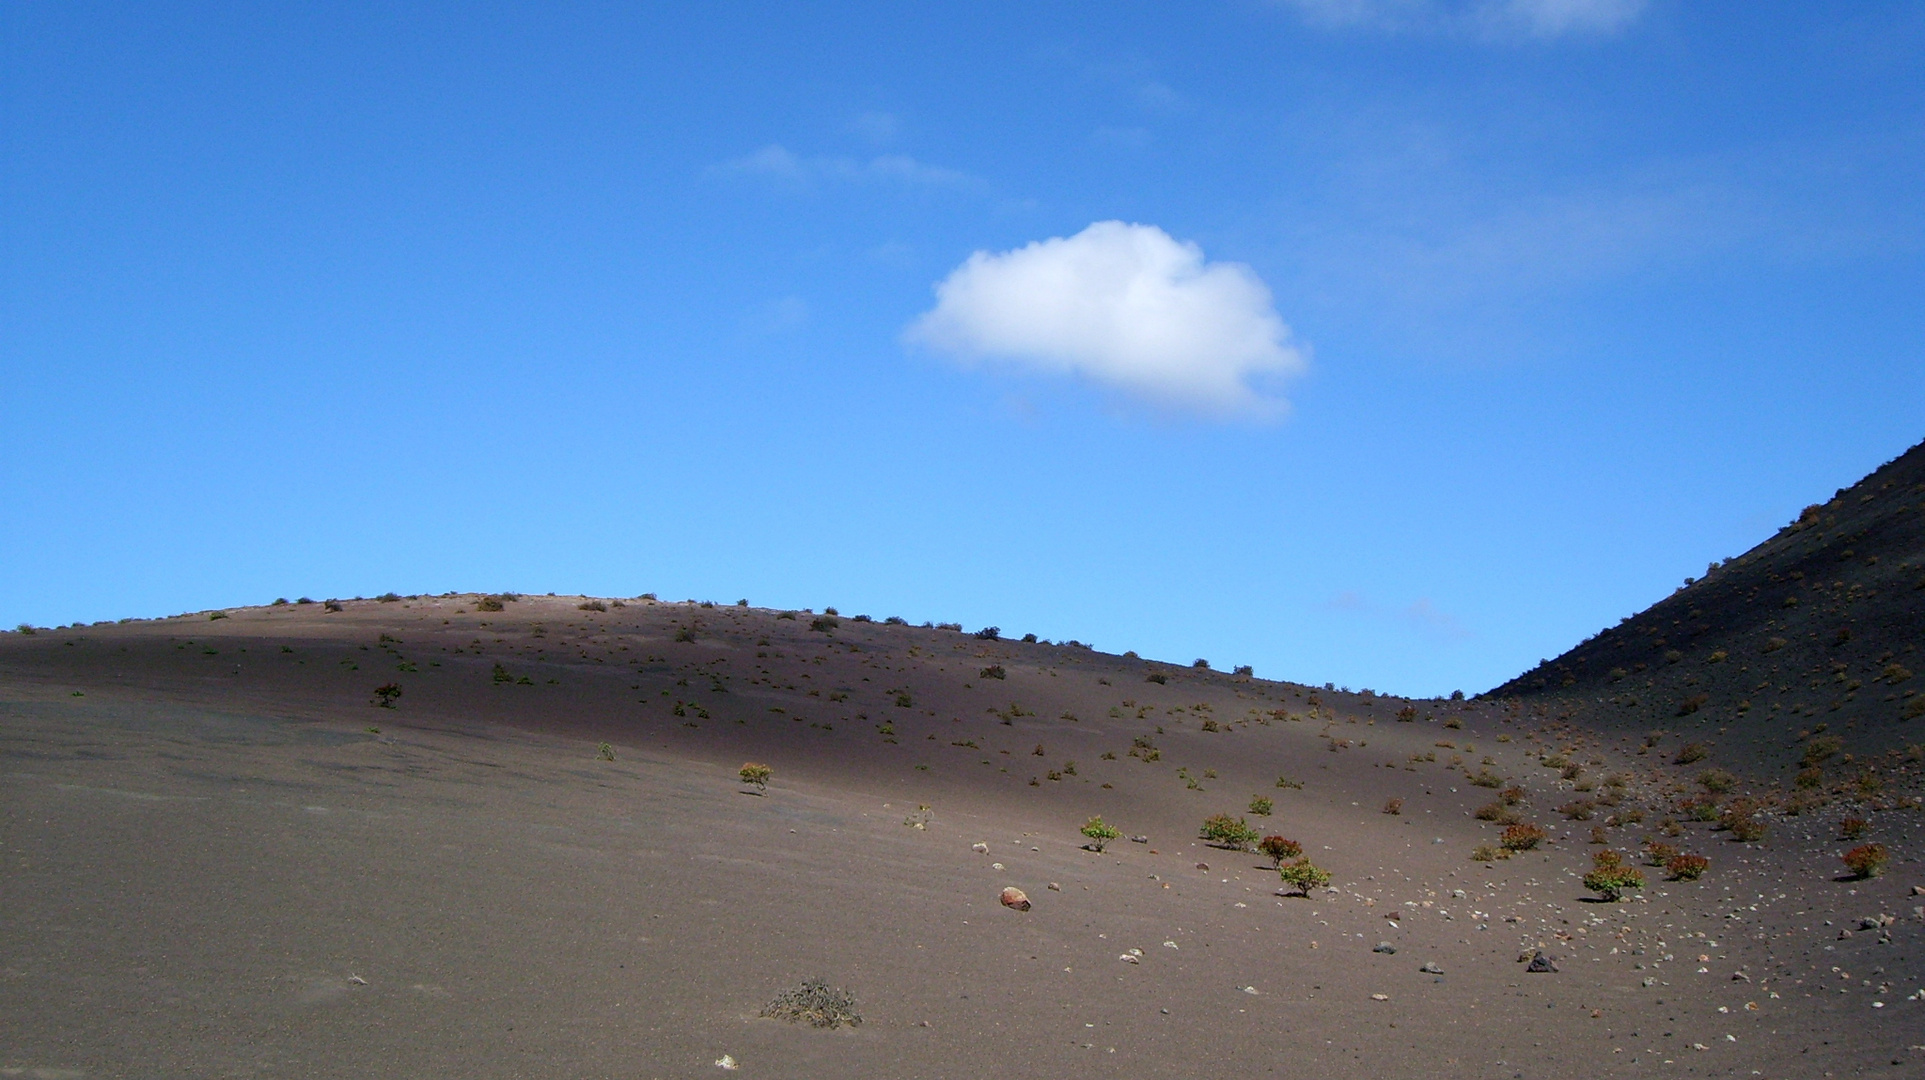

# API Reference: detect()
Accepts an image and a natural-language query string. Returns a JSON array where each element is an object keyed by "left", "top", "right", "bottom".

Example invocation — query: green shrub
[
  {"left": 1720, "top": 810, "right": 1766, "bottom": 842},
  {"left": 1474, "top": 801, "right": 1517, "bottom": 823},
  {"left": 1468, "top": 768, "right": 1504, "bottom": 788},
  {"left": 597, "top": 742, "right": 616, "bottom": 761},
  {"left": 1666, "top": 853, "right": 1709, "bottom": 880},
  {"left": 1080, "top": 816, "right": 1122, "bottom": 852},
  {"left": 974, "top": 626, "right": 1001, "bottom": 640},
  {"left": 1248, "top": 795, "right": 1274, "bottom": 816},
  {"left": 979, "top": 665, "right": 1006, "bottom": 679},
  {"left": 809, "top": 616, "right": 839, "bottom": 632},
  {"left": 1642, "top": 840, "right": 1678, "bottom": 865},
  {"left": 1277, "top": 858, "right": 1331, "bottom": 896},
  {"left": 1674, "top": 742, "right": 1708, "bottom": 765},
  {"left": 739, "top": 762, "right": 773, "bottom": 791},
  {"left": 1840, "top": 816, "right": 1870, "bottom": 840},
  {"left": 1500, "top": 823, "right": 1545, "bottom": 851},
  {"left": 1582, "top": 858, "right": 1645, "bottom": 901},
  {"left": 1199, "top": 813, "right": 1260, "bottom": 850},
  {"left": 579, "top": 599, "right": 607, "bottom": 612},
  {"left": 1699, "top": 768, "right": 1736, "bottom": 793},
  {"left": 372, "top": 683, "right": 402, "bottom": 708},
  {"left": 1802, "top": 735, "right": 1843, "bottom": 766},
  {"left": 1840, "top": 842, "right": 1888, "bottom": 878},
  {"left": 1680, "top": 796, "right": 1721, "bottom": 822},
  {"left": 1145, "top": 673, "right": 1167, "bottom": 684}
]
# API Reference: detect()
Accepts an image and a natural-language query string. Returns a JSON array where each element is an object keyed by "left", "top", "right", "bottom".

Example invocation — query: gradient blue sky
[{"left": 5, "top": 1, "right": 1922, "bottom": 696}]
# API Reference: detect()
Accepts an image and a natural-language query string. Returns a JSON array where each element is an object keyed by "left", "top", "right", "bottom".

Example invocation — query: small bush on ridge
[
  {"left": 1666, "top": 853, "right": 1709, "bottom": 880},
  {"left": 1080, "top": 816, "right": 1121, "bottom": 852},
  {"left": 1500, "top": 823, "right": 1546, "bottom": 851},
  {"left": 1258, "top": 835, "right": 1303, "bottom": 866},
  {"left": 1841, "top": 843, "right": 1889, "bottom": 879},
  {"left": 1199, "top": 813, "right": 1260, "bottom": 850},
  {"left": 1277, "top": 859, "right": 1331, "bottom": 896},
  {"left": 739, "top": 762, "right": 773, "bottom": 791}
]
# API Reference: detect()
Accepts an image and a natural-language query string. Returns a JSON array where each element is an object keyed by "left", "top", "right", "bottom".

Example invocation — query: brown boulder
[{"left": 999, "top": 887, "right": 1031, "bottom": 911}]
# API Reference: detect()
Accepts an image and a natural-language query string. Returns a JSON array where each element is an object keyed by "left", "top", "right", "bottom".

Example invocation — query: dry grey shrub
[{"left": 760, "top": 979, "right": 861, "bottom": 1028}]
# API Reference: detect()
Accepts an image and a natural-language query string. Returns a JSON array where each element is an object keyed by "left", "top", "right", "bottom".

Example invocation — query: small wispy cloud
[
  {"left": 848, "top": 111, "right": 901, "bottom": 143},
  {"left": 1326, "top": 591, "right": 1473, "bottom": 642},
  {"left": 717, "top": 144, "right": 978, "bottom": 189},
  {"left": 1092, "top": 125, "right": 1152, "bottom": 149},
  {"left": 905, "top": 221, "right": 1307, "bottom": 419},
  {"left": 1280, "top": 0, "right": 1646, "bottom": 38}
]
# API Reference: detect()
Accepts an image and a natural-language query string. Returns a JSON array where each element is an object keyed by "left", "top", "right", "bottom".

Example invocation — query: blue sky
[{"left": 4, "top": 1, "right": 1922, "bottom": 696}]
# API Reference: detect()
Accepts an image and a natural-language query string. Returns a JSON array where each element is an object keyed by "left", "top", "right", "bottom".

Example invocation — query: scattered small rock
[
  {"left": 1384, "top": 911, "right": 1401, "bottom": 921},
  {"left": 1373, "top": 942, "right": 1397, "bottom": 954},
  {"left": 715, "top": 1053, "right": 739, "bottom": 1070},
  {"left": 1000, "top": 887, "right": 1031, "bottom": 911},
  {"left": 992, "top": 862, "right": 1006, "bottom": 871},
  {"left": 1047, "top": 882, "right": 1061, "bottom": 892},
  {"left": 1162, "top": 941, "right": 1178, "bottom": 949},
  {"left": 1732, "top": 971, "right": 1751, "bottom": 982},
  {"left": 1370, "top": 993, "right": 1389, "bottom": 1001},
  {"left": 1118, "top": 953, "right": 1139, "bottom": 964},
  {"left": 1195, "top": 862, "right": 1209, "bottom": 871},
  {"left": 1242, "top": 986, "right": 1260, "bottom": 995},
  {"left": 1420, "top": 962, "right": 1444, "bottom": 974},
  {"left": 1130, "top": 835, "right": 1149, "bottom": 844},
  {"left": 972, "top": 842, "right": 989, "bottom": 854},
  {"left": 1525, "top": 950, "right": 1559, "bottom": 973}
]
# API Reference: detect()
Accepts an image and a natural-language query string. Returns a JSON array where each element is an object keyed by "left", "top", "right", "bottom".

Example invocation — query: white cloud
[
  {"left": 718, "top": 144, "right": 976, "bottom": 189},
  {"left": 1281, "top": 0, "right": 1645, "bottom": 38},
  {"left": 1496, "top": 0, "right": 1645, "bottom": 36},
  {"left": 905, "top": 221, "right": 1306, "bottom": 419}
]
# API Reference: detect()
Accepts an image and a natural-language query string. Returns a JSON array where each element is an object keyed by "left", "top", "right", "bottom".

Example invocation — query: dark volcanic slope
[
  {"left": 1492, "top": 438, "right": 1925, "bottom": 779},
  {"left": 4, "top": 590, "right": 1924, "bottom": 1077}
]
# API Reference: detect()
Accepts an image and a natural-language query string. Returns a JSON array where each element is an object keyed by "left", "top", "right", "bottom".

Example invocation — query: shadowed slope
[
  {"left": 1491, "top": 439, "right": 1925, "bottom": 782},
  {"left": 3, "top": 578, "right": 1921, "bottom": 1076}
]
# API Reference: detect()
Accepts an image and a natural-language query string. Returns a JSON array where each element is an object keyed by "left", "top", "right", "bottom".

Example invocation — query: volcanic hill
[
  {"left": 3, "top": 444, "right": 1923, "bottom": 1078},
  {"left": 1493, "top": 438, "right": 1925, "bottom": 782}
]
